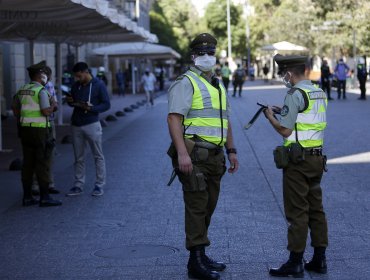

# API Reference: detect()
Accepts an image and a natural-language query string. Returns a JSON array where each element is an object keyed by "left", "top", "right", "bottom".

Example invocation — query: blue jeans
[
  {"left": 337, "top": 80, "right": 346, "bottom": 99},
  {"left": 72, "top": 122, "right": 106, "bottom": 189}
]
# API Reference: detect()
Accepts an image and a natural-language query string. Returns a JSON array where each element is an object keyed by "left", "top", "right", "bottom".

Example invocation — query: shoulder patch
[{"left": 280, "top": 105, "right": 289, "bottom": 116}]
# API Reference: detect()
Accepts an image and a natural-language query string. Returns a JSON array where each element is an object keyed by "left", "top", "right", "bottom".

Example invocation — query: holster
[
  {"left": 288, "top": 142, "right": 305, "bottom": 164},
  {"left": 167, "top": 138, "right": 195, "bottom": 159},
  {"left": 166, "top": 138, "right": 196, "bottom": 186},
  {"left": 273, "top": 146, "right": 289, "bottom": 169}
]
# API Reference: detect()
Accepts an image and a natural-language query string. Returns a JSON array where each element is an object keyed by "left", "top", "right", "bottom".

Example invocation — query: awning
[
  {"left": 261, "top": 41, "right": 307, "bottom": 52},
  {"left": 0, "top": 0, "right": 158, "bottom": 43},
  {"left": 0, "top": 0, "right": 158, "bottom": 150},
  {"left": 93, "top": 42, "right": 181, "bottom": 95},
  {"left": 93, "top": 42, "right": 181, "bottom": 59}
]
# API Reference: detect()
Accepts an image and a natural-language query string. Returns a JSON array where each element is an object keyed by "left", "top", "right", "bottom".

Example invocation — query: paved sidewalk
[{"left": 0, "top": 79, "right": 369, "bottom": 280}]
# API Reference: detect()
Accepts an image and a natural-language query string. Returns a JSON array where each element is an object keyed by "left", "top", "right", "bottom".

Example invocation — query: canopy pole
[
  {"left": 132, "top": 59, "right": 136, "bottom": 95},
  {"left": 75, "top": 44, "right": 80, "bottom": 61},
  {"left": 55, "top": 42, "right": 63, "bottom": 125},
  {"left": 29, "top": 39, "right": 35, "bottom": 65}
]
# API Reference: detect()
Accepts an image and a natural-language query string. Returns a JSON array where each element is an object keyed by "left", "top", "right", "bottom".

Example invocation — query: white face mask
[
  {"left": 40, "top": 73, "right": 48, "bottom": 85},
  {"left": 282, "top": 72, "right": 292, "bottom": 88},
  {"left": 194, "top": 54, "right": 216, "bottom": 72}
]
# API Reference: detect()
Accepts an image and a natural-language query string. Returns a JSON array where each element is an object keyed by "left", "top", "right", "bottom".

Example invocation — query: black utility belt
[
  {"left": 273, "top": 144, "right": 323, "bottom": 169},
  {"left": 195, "top": 142, "right": 222, "bottom": 150},
  {"left": 20, "top": 123, "right": 49, "bottom": 128},
  {"left": 304, "top": 148, "right": 322, "bottom": 156}
]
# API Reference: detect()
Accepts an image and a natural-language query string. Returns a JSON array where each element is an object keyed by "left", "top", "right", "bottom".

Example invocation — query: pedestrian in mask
[
  {"left": 167, "top": 33, "right": 239, "bottom": 280},
  {"left": 12, "top": 61, "right": 62, "bottom": 207},
  {"left": 263, "top": 54, "right": 329, "bottom": 278}
]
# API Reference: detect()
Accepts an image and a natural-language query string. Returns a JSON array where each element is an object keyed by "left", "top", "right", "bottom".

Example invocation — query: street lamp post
[{"left": 226, "top": 0, "right": 232, "bottom": 60}]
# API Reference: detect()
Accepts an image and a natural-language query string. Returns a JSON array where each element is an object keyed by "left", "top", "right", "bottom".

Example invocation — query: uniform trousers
[
  {"left": 359, "top": 78, "right": 367, "bottom": 99},
  {"left": 283, "top": 154, "right": 328, "bottom": 253},
  {"left": 72, "top": 121, "right": 106, "bottom": 189},
  {"left": 20, "top": 127, "right": 52, "bottom": 198},
  {"left": 175, "top": 147, "right": 226, "bottom": 250}
]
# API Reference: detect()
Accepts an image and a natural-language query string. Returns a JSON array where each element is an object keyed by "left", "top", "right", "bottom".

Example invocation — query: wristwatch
[{"left": 226, "top": 148, "right": 237, "bottom": 155}]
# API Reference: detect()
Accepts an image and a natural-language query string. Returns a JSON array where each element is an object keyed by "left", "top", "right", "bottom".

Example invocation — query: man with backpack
[{"left": 232, "top": 64, "right": 245, "bottom": 97}]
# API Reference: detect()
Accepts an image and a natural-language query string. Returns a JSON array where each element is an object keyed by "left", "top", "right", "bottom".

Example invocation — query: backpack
[{"left": 234, "top": 69, "right": 244, "bottom": 81}]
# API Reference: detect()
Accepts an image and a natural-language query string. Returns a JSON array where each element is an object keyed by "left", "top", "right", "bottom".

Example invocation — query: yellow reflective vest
[
  {"left": 284, "top": 84, "right": 327, "bottom": 148},
  {"left": 16, "top": 83, "right": 49, "bottom": 128},
  {"left": 183, "top": 70, "right": 228, "bottom": 146}
]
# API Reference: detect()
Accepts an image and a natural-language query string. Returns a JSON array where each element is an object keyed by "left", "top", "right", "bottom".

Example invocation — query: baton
[{"left": 244, "top": 103, "right": 280, "bottom": 130}]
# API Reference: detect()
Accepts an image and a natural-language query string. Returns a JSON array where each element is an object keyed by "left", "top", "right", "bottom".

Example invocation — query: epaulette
[
  {"left": 287, "top": 88, "right": 297, "bottom": 95},
  {"left": 175, "top": 75, "right": 185, "bottom": 82}
]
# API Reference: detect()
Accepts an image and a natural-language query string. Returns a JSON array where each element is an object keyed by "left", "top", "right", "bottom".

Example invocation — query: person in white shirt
[{"left": 141, "top": 68, "right": 157, "bottom": 106}]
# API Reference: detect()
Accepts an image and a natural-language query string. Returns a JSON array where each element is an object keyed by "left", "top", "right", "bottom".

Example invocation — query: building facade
[{"left": 0, "top": 0, "right": 154, "bottom": 117}]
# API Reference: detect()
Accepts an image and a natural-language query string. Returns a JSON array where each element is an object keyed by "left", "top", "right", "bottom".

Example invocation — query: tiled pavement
[{"left": 0, "top": 80, "right": 369, "bottom": 279}]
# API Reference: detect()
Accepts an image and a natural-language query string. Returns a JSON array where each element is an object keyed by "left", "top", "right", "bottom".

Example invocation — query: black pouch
[
  {"left": 273, "top": 146, "right": 289, "bottom": 169},
  {"left": 181, "top": 165, "right": 207, "bottom": 192},
  {"left": 193, "top": 147, "right": 209, "bottom": 162},
  {"left": 289, "top": 142, "right": 305, "bottom": 164},
  {"left": 167, "top": 138, "right": 195, "bottom": 159}
]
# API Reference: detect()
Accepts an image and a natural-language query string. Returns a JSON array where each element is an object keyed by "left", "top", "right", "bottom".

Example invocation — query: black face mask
[{"left": 145, "top": 72, "right": 149, "bottom": 75}]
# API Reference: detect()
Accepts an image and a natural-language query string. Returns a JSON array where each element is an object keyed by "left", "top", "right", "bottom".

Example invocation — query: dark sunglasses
[{"left": 196, "top": 50, "right": 216, "bottom": 56}]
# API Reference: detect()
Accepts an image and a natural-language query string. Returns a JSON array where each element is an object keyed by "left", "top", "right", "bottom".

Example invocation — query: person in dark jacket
[
  {"left": 66, "top": 62, "right": 110, "bottom": 197},
  {"left": 357, "top": 58, "right": 368, "bottom": 100},
  {"left": 320, "top": 60, "right": 333, "bottom": 100}
]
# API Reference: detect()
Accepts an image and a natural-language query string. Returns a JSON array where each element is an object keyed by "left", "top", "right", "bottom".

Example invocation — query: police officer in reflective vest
[
  {"left": 167, "top": 33, "right": 239, "bottom": 280},
  {"left": 12, "top": 61, "right": 62, "bottom": 207},
  {"left": 263, "top": 54, "right": 328, "bottom": 277}
]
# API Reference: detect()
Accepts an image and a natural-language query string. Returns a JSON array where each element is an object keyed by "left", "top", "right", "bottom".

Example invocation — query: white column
[
  {"left": 132, "top": 59, "right": 136, "bottom": 95},
  {"left": 227, "top": 0, "right": 232, "bottom": 59}
]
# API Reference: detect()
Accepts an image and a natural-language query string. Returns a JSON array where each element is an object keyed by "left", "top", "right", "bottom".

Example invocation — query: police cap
[
  {"left": 274, "top": 54, "right": 308, "bottom": 74},
  {"left": 27, "top": 60, "right": 47, "bottom": 74},
  {"left": 190, "top": 33, "right": 217, "bottom": 51}
]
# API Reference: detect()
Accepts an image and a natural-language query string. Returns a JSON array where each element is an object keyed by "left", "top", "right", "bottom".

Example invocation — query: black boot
[
  {"left": 22, "top": 185, "right": 38, "bottom": 206},
  {"left": 201, "top": 247, "right": 226, "bottom": 272},
  {"left": 39, "top": 184, "right": 62, "bottom": 207},
  {"left": 39, "top": 196, "right": 62, "bottom": 207},
  {"left": 22, "top": 197, "right": 39, "bottom": 207},
  {"left": 304, "top": 247, "right": 327, "bottom": 274},
  {"left": 187, "top": 246, "right": 220, "bottom": 280},
  {"left": 269, "top": 252, "right": 304, "bottom": 278}
]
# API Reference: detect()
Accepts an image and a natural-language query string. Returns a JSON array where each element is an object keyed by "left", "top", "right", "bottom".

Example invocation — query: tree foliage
[
  {"left": 150, "top": 0, "right": 370, "bottom": 61},
  {"left": 249, "top": 0, "right": 370, "bottom": 57},
  {"left": 149, "top": 0, "right": 202, "bottom": 61},
  {"left": 204, "top": 0, "right": 246, "bottom": 58}
]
